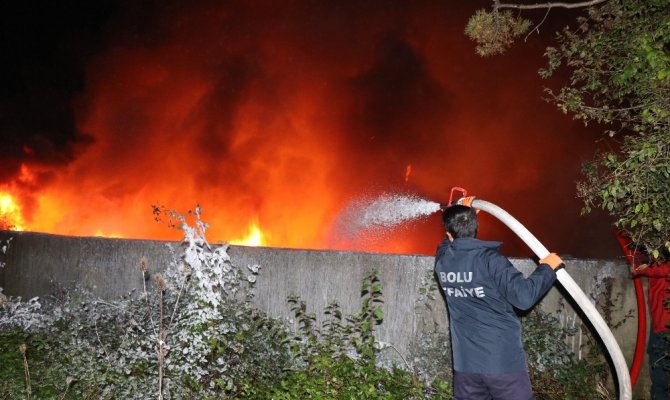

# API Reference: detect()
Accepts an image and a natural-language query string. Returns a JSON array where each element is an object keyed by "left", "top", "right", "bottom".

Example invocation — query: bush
[
  {"left": 522, "top": 308, "right": 611, "bottom": 400},
  {"left": 265, "top": 269, "right": 452, "bottom": 399},
  {"left": 0, "top": 206, "right": 291, "bottom": 399}
]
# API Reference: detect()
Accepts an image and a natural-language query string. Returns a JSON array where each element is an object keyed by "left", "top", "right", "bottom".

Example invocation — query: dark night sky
[{"left": 0, "top": 1, "right": 623, "bottom": 260}]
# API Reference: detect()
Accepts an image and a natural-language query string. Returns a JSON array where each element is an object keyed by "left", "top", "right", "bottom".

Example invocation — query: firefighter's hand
[{"left": 540, "top": 253, "right": 564, "bottom": 270}]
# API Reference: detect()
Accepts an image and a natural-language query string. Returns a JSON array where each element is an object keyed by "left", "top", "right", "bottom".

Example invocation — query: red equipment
[{"left": 614, "top": 229, "right": 646, "bottom": 388}]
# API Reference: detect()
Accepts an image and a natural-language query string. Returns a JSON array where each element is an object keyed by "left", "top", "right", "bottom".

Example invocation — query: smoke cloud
[{"left": 0, "top": 0, "right": 620, "bottom": 258}]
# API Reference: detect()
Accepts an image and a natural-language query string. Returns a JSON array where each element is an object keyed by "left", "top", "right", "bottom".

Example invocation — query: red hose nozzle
[{"left": 448, "top": 187, "right": 468, "bottom": 206}]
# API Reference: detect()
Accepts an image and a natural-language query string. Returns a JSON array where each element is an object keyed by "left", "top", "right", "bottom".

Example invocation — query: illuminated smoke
[{"left": 0, "top": 1, "right": 620, "bottom": 258}]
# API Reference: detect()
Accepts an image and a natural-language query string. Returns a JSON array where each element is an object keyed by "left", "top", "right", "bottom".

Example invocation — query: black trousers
[{"left": 453, "top": 370, "right": 535, "bottom": 400}]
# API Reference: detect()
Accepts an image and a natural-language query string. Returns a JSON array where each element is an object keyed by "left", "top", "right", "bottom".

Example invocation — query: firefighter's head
[{"left": 443, "top": 205, "right": 478, "bottom": 239}]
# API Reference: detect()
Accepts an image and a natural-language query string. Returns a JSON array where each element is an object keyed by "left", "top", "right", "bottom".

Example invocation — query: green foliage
[
  {"left": 0, "top": 327, "right": 102, "bottom": 399},
  {"left": 270, "top": 269, "right": 452, "bottom": 399},
  {"left": 537, "top": 0, "right": 670, "bottom": 261},
  {"left": 522, "top": 308, "right": 611, "bottom": 400},
  {"left": 540, "top": 0, "right": 670, "bottom": 130},
  {"left": 0, "top": 207, "right": 291, "bottom": 399},
  {"left": 284, "top": 269, "right": 386, "bottom": 367},
  {"left": 578, "top": 130, "right": 670, "bottom": 260},
  {"left": 465, "top": 9, "right": 531, "bottom": 57},
  {"left": 268, "top": 356, "right": 451, "bottom": 400},
  {"left": 1, "top": 296, "right": 613, "bottom": 399},
  {"left": 0, "top": 281, "right": 291, "bottom": 399}
]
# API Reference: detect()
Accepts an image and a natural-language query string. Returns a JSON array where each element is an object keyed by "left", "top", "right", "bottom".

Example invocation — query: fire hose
[{"left": 449, "top": 194, "right": 632, "bottom": 400}]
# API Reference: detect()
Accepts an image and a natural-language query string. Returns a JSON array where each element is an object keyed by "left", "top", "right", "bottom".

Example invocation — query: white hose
[{"left": 470, "top": 198, "right": 632, "bottom": 400}]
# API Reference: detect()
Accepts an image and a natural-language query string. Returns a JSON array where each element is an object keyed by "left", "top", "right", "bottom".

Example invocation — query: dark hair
[{"left": 442, "top": 205, "right": 478, "bottom": 238}]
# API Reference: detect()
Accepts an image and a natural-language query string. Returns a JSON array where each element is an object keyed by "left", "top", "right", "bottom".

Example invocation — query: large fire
[{"left": 0, "top": 2, "right": 619, "bottom": 258}]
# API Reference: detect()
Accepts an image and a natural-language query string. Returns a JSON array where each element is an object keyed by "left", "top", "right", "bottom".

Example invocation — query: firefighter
[{"left": 435, "top": 201, "right": 563, "bottom": 399}]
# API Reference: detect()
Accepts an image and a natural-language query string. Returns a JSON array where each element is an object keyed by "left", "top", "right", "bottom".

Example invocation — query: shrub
[
  {"left": 266, "top": 269, "right": 453, "bottom": 399},
  {"left": 0, "top": 206, "right": 291, "bottom": 399},
  {"left": 522, "top": 308, "right": 612, "bottom": 400}
]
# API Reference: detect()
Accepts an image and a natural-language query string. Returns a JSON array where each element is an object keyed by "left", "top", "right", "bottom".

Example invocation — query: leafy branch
[
  {"left": 494, "top": 0, "right": 608, "bottom": 10},
  {"left": 466, "top": 0, "right": 610, "bottom": 56}
]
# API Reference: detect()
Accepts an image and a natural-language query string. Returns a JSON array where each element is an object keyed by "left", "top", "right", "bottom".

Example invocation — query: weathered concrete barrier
[{"left": 0, "top": 230, "right": 649, "bottom": 397}]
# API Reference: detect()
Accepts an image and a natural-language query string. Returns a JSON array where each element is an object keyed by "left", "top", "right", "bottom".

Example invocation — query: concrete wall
[{"left": 0, "top": 230, "right": 650, "bottom": 398}]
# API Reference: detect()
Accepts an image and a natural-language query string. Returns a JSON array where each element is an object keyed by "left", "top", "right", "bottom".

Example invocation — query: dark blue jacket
[{"left": 434, "top": 237, "right": 556, "bottom": 374}]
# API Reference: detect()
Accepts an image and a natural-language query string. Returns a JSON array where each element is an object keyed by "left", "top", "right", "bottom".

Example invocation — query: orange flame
[
  {"left": 0, "top": 191, "right": 25, "bottom": 231},
  {"left": 404, "top": 164, "right": 412, "bottom": 183},
  {"left": 229, "top": 219, "right": 267, "bottom": 247},
  {"left": 93, "top": 229, "right": 125, "bottom": 239}
]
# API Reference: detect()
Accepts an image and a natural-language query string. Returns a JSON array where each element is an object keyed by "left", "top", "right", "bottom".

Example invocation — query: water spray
[{"left": 332, "top": 193, "right": 441, "bottom": 242}]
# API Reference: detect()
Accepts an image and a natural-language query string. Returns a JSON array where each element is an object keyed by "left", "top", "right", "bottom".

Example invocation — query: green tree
[{"left": 467, "top": 0, "right": 670, "bottom": 262}]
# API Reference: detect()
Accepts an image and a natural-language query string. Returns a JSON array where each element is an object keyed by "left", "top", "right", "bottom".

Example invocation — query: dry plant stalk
[
  {"left": 59, "top": 377, "right": 74, "bottom": 400},
  {"left": 139, "top": 257, "right": 190, "bottom": 400},
  {"left": 155, "top": 274, "right": 166, "bottom": 400},
  {"left": 19, "top": 343, "right": 32, "bottom": 400}
]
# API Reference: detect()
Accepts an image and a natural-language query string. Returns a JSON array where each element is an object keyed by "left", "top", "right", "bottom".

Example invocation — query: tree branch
[
  {"left": 525, "top": 7, "right": 551, "bottom": 41},
  {"left": 495, "top": 0, "right": 608, "bottom": 10}
]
